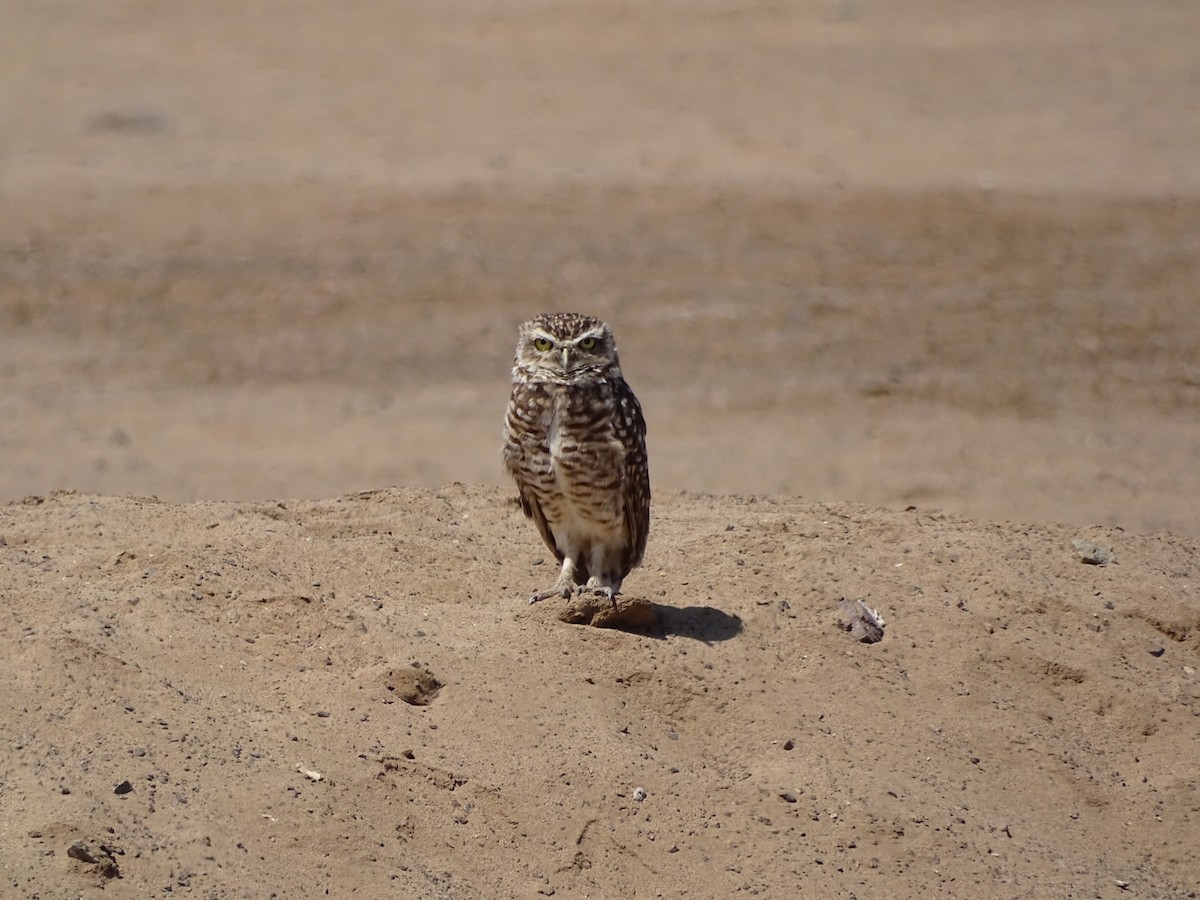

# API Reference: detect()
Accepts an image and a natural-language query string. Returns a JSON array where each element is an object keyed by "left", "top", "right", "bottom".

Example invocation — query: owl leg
[
  {"left": 528, "top": 556, "right": 579, "bottom": 605},
  {"left": 583, "top": 547, "right": 620, "bottom": 605}
]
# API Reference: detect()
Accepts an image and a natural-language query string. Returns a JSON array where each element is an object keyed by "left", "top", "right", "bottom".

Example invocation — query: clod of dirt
[
  {"left": 837, "top": 598, "right": 886, "bottom": 643},
  {"left": 557, "top": 594, "right": 660, "bottom": 630},
  {"left": 387, "top": 667, "right": 443, "bottom": 706},
  {"left": 67, "top": 841, "right": 97, "bottom": 864},
  {"left": 1072, "top": 538, "right": 1114, "bottom": 566},
  {"left": 67, "top": 840, "right": 121, "bottom": 878}
]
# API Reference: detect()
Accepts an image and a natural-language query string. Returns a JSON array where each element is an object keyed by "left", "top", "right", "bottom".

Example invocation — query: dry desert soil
[{"left": 2, "top": 2, "right": 1199, "bottom": 898}]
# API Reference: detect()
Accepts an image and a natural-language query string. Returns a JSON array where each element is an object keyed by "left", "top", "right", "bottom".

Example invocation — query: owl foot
[
  {"left": 528, "top": 583, "right": 617, "bottom": 605},
  {"left": 528, "top": 583, "right": 575, "bottom": 605}
]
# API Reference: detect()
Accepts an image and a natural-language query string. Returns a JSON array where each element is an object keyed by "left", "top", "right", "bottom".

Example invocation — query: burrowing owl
[{"left": 503, "top": 312, "right": 650, "bottom": 604}]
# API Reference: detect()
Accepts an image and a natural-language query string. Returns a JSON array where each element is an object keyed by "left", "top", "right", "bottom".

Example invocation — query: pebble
[{"left": 1072, "top": 539, "right": 1114, "bottom": 566}]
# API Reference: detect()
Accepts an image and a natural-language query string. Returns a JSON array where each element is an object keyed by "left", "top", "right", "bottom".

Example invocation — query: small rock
[
  {"left": 1072, "top": 539, "right": 1114, "bottom": 566},
  {"left": 782, "top": 739, "right": 795, "bottom": 751},
  {"left": 837, "top": 598, "right": 885, "bottom": 643},
  {"left": 67, "top": 840, "right": 120, "bottom": 878},
  {"left": 113, "top": 780, "right": 133, "bottom": 795},
  {"left": 1149, "top": 646, "right": 1166, "bottom": 658},
  {"left": 632, "top": 786, "right": 647, "bottom": 802},
  {"left": 779, "top": 791, "right": 798, "bottom": 803}
]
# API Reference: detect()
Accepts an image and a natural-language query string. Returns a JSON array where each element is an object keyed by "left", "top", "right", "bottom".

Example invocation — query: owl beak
[{"left": 561, "top": 348, "right": 571, "bottom": 370}]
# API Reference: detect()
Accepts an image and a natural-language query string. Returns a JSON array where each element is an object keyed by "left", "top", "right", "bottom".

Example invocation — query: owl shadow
[
  {"left": 646, "top": 603, "right": 744, "bottom": 642},
  {"left": 557, "top": 594, "right": 742, "bottom": 641}
]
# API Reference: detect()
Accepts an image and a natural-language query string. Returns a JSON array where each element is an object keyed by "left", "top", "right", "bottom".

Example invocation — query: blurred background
[{"left": 2, "top": 0, "right": 1198, "bottom": 536}]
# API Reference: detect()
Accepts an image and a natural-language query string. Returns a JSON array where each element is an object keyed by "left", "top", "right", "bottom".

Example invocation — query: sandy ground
[{"left": 2, "top": 2, "right": 1199, "bottom": 897}]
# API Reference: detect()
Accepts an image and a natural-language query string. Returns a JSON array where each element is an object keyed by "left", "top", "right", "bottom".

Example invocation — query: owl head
[{"left": 514, "top": 312, "right": 620, "bottom": 380}]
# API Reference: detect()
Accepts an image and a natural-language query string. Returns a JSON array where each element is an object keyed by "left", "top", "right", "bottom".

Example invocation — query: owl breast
[{"left": 513, "top": 379, "right": 626, "bottom": 530}]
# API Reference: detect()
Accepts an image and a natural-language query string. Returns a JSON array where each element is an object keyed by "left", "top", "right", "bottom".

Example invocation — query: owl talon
[{"left": 592, "top": 586, "right": 617, "bottom": 605}]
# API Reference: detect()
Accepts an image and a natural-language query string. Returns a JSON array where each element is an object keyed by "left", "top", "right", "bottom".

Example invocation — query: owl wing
[
  {"left": 518, "top": 485, "right": 564, "bottom": 564},
  {"left": 503, "top": 383, "right": 565, "bottom": 564},
  {"left": 616, "top": 379, "right": 651, "bottom": 573}
]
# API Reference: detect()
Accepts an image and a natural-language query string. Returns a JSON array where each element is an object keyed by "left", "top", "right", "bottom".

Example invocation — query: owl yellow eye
[
  {"left": 577, "top": 337, "right": 597, "bottom": 351},
  {"left": 533, "top": 337, "right": 552, "bottom": 351}
]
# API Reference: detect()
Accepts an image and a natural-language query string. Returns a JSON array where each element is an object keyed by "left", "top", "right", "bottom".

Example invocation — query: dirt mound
[{"left": 2, "top": 487, "right": 1196, "bottom": 898}]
